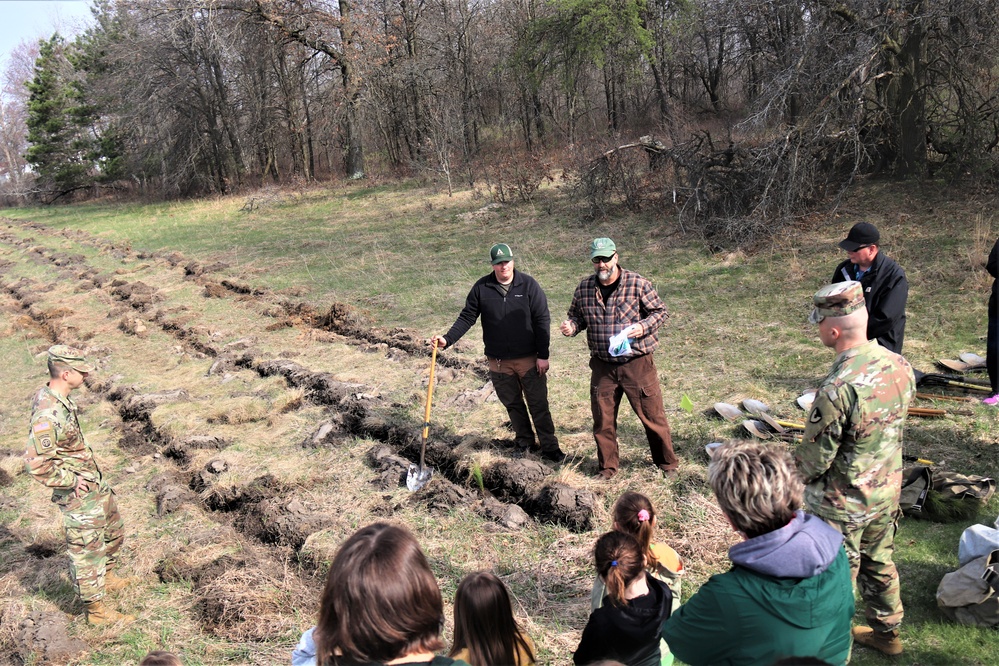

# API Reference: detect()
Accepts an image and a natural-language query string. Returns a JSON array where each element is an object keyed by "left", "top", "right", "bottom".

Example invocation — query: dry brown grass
[{"left": 2, "top": 179, "right": 999, "bottom": 665}]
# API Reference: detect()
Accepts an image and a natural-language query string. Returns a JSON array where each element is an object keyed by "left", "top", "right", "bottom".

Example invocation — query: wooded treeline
[{"left": 2, "top": 0, "right": 999, "bottom": 230}]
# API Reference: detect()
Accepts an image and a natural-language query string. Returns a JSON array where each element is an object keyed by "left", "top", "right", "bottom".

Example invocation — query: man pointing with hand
[{"left": 561, "top": 238, "right": 679, "bottom": 480}]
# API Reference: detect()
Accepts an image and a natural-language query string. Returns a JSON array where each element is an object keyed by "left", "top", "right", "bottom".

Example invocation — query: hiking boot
[
  {"left": 852, "top": 626, "right": 902, "bottom": 656},
  {"left": 104, "top": 571, "right": 134, "bottom": 592},
  {"left": 541, "top": 448, "right": 567, "bottom": 464},
  {"left": 85, "top": 600, "right": 135, "bottom": 625},
  {"left": 983, "top": 393, "right": 999, "bottom": 406}
]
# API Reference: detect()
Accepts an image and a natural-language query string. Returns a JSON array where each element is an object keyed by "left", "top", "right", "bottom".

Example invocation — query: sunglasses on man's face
[
  {"left": 592, "top": 254, "right": 616, "bottom": 264},
  {"left": 847, "top": 245, "right": 871, "bottom": 252}
]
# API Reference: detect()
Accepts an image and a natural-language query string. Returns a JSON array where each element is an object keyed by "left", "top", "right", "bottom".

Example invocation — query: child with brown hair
[
  {"left": 574, "top": 531, "right": 673, "bottom": 666},
  {"left": 449, "top": 571, "right": 536, "bottom": 666},
  {"left": 140, "top": 652, "right": 182, "bottom": 666},
  {"left": 591, "top": 492, "right": 683, "bottom": 613},
  {"left": 292, "top": 522, "right": 471, "bottom": 666}
]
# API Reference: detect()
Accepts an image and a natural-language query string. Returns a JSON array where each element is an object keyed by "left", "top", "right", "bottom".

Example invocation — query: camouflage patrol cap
[
  {"left": 47, "top": 345, "right": 95, "bottom": 372},
  {"left": 809, "top": 281, "right": 865, "bottom": 324}
]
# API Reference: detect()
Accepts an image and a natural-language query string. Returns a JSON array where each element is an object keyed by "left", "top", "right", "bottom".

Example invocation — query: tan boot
[
  {"left": 104, "top": 571, "right": 134, "bottom": 592},
  {"left": 852, "top": 626, "right": 903, "bottom": 656},
  {"left": 84, "top": 600, "right": 135, "bottom": 625}
]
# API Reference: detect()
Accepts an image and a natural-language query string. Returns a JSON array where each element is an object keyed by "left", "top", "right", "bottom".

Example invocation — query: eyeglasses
[
  {"left": 847, "top": 245, "right": 871, "bottom": 252},
  {"left": 592, "top": 254, "right": 616, "bottom": 264}
]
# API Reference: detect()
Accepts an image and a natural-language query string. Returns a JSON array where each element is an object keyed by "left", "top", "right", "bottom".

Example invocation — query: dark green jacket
[{"left": 661, "top": 548, "right": 853, "bottom": 666}]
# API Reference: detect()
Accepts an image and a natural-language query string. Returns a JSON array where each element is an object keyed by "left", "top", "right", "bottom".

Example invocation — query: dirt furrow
[{"left": 0, "top": 228, "right": 596, "bottom": 533}]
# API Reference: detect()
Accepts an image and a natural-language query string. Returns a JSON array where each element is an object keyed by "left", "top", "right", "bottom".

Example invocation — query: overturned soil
[{"left": 0, "top": 217, "right": 602, "bottom": 662}]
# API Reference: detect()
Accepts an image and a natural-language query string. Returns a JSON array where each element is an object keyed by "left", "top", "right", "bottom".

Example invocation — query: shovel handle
[{"left": 419, "top": 340, "right": 439, "bottom": 467}]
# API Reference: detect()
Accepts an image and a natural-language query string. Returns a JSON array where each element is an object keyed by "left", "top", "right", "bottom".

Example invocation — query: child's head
[
  {"left": 611, "top": 492, "right": 658, "bottom": 567},
  {"left": 316, "top": 522, "right": 444, "bottom": 664},
  {"left": 451, "top": 571, "right": 533, "bottom": 666},
  {"left": 140, "top": 652, "right": 183, "bottom": 666},
  {"left": 593, "top": 531, "right": 645, "bottom": 607}
]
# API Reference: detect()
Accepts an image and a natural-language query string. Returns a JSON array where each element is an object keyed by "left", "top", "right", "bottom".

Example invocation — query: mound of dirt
[
  {"left": 157, "top": 547, "right": 312, "bottom": 641},
  {"left": 483, "top": 459, "right": 551, "bottom": 499},
  {"left": 526, "top": 483, "right": 597, "bottom": 532},
  {"left": 147, "top": 473, "right": 197, "bottom": 516},
  {"left": 237, "top": 497, "right": 333, "bottom": 550},
  {"left": 17, "top": 611, "right": 89, "bottom": 664}
]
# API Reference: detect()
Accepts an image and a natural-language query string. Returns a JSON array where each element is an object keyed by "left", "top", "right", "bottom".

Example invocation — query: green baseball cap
[
  {"left": 590, "top": 237, "right": 617, "bottom": 259},
  {"left": 47, "top": 345, "right": 96, "bottom": 373},
  {"left": 490, "top": 243, "right": 514, "bottom": 264},
  {"left": 809, "top": 281, "right": 865, "bottom": 324}
]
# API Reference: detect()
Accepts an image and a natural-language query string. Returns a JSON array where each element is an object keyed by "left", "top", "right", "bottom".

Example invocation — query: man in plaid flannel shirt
[{"left": 560, "top": 238, "right": 679, "bottom": 480}]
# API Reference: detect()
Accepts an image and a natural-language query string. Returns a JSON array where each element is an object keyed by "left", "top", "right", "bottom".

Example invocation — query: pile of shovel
[
  {"left": 715, "top": 390, "right": 957, "bottom": 442},
  {"left": 714, "top": 399, "right": 804, "bottom": 441}
]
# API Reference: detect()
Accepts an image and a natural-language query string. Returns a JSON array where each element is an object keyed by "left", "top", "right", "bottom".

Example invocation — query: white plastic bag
[{"left": 608, "top": 325, "right": 637, "bottom": 357}]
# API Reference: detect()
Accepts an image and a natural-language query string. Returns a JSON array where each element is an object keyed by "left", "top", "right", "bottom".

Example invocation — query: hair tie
[
  {"left": 610, "top": 560, "right": 618, "bottom": 567},
  {"left": 637, "top": 509, "right": 650, "bottom": 522}
]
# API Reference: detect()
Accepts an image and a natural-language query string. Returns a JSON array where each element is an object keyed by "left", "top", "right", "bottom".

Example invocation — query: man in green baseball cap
[
  {"left": 24, "top": 346, "right": 133, "bottom": 625},
  {"left": 432, "top": 243, "right": 566, "bottom": 463},
  {"left": 560, "top": 238, "right": 678, "bottom": 480}
]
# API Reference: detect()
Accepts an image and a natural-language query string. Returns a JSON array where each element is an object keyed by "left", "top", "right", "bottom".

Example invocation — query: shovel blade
[
  {"left": 796, "top": 392, "right": 816, "bottom": 411},
  {"left": 756, "top": 411, "right": 786, "bottom": 433},
  {"left": 959, "top": 352, "right": 986, "bottom": 367},
  {"left": 936, "top": 359, "right": 971, "bottom": 373},
  {"left": 714, "top": 402, "right": 744, "bottom": 422},
  {"left": 406, "top": 463, "right": 433, "bottom": 491},
  {"left": 742, "top": 419, "right": 772, "bottom": 439},
  {"left": 741, "top": 398, "right": 770, "bottom": 415}
]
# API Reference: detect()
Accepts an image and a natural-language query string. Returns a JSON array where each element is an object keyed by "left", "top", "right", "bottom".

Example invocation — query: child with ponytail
[
  {"left": 573, "top": 531, "right": 673, "bottom": 666},
  {"left": 591, "top": 492, "right": 683, "bottom": 614}
]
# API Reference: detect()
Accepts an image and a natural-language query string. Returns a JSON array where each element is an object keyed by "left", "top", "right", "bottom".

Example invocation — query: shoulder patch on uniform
[
  {"left": 32, "top": 420, "right": 55, "bottom": 452},
  {"left": 808, "top": 407, "right": 823, "bottom": 424}
]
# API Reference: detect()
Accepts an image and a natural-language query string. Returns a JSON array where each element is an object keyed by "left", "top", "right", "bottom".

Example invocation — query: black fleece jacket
[
  {"left": 832, "top": 251, "right": 908, "bottom": 354},
  {"left": 573, "top": 573, "right": 673, "bottom": 666},
  {"left": 443, "top": 270, "right": 551, "bottom": 360}
]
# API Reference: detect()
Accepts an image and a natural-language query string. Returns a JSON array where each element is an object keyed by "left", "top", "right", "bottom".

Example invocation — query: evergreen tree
[{"left": 25, "top": 34, "right": 95, "bottom": 196}]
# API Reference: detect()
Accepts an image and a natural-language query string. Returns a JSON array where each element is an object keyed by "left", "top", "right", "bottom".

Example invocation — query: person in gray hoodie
[{"left": 662, "top": 441, "right": 854, "bottom": 666}]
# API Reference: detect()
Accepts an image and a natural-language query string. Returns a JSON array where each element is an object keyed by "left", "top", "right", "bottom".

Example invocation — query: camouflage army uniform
[
  {"left": 796, "top": 339, "right": 916, "bottom": 633},
  {"left": 25, "top": 384, "right": 124, "bottom": 604}
]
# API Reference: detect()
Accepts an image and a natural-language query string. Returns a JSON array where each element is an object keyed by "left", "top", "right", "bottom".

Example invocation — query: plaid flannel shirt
[{"left": 566, "top": 268, "right": 669, "bottom": 362}]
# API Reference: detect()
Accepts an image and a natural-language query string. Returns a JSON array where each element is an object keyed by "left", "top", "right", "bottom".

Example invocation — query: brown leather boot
[
  {"left": 84, "top": 600, "right": 135, "bottom": 625},
  {"left": 104, "top": 571, "right": 134, "bottom": 592},
  {"left": 852, "top": 626, "right": 902, "bottom": 656}
]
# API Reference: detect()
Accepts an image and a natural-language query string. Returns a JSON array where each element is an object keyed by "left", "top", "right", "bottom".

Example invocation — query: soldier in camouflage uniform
[
  {"left": 796, "top": 281, "right": 916, "bottom": 657},
  {"left": 24, "top": 346, "right": 133, "bottom": 625}
]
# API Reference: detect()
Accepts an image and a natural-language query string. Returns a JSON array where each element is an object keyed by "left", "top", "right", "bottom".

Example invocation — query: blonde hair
[{"left": 708, "top": 441, "right": 803, "bottom": 538}]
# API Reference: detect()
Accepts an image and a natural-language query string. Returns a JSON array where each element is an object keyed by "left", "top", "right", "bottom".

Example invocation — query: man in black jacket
[
  {"left": 433, "top": 243, "right": 565, "bottom": 462},
  {"left": 831, "top": 222, "right": 908, "bottom": 354},
  {"left": 984, "top": 238, "right": 999, "bottom": 405}
]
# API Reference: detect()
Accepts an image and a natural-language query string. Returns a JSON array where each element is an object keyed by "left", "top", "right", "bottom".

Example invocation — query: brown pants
[
  {"left": 589, "top": 354, "right": 677, "bottom": 474},
  {"left": 488, "top": 355, "right": 558, "bottom": 452}
]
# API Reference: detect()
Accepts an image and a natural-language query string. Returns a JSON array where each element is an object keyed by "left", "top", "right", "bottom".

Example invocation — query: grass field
[{"left": 0, "top": 177, "right": 997, "bottom": 665}]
